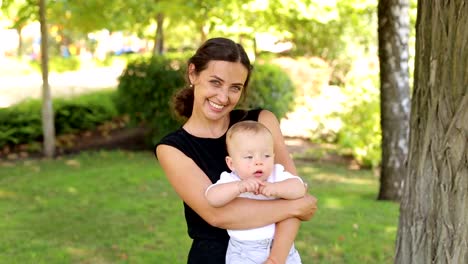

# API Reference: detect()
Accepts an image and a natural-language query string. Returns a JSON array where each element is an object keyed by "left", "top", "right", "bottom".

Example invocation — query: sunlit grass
[{"left": 0, "top": 151, "right": 399, "bottom": 263}]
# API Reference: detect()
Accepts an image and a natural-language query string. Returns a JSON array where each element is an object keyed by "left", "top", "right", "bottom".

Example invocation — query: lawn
[{"left": 0, "top": 151, "right": 399, "bottom": 263}]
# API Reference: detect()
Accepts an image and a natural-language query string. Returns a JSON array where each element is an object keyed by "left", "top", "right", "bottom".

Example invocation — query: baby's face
[{"left": 226, "top": 131, "right": 275, "bottom": 181}]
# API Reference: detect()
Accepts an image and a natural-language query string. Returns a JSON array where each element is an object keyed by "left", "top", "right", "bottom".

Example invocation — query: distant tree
[
  {"left": 39, "top": 0, "right": 55, "bottom": 157},
  {"left": 1, "top": 0, "right": 38, "bottom": 57},
  {"left": 153, "top": 12, "right": 164, "bottom": 55},
  {"left": 377, "top": 0, "right": 411, "bottom": 201},
  {"left": 395, "top": 1, "right": 468, "bottom": 263}
]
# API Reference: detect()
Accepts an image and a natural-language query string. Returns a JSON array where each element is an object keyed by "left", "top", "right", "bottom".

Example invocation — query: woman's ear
[
  {"left": 225, "top": 156, "right": 235, "bottom": 172},
  {"left": 188, "top": 63, "right": 196, "bottom": 84}
]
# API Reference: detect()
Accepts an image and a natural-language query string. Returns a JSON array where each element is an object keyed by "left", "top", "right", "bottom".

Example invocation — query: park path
[{"left": 0, "top": 65, "right": 124, "bottom": 108}]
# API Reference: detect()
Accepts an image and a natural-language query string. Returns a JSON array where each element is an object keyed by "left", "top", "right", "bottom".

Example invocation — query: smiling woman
[{"left": 155, "top": 37, "right": 318, "bottom": 264}]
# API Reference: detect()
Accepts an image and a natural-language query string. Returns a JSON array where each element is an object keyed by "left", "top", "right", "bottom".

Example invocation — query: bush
[
  {"left": 0, "top": 90, "right": 118, "bottom": 148},
  {"left": 116, "top": 56, "right": 186, "bottom": 145},
  {"left": 240, "top": 63, "right": 296, "bottom": 119},
  {"left": 0, "top": 100, "right": 42, "bottom": 146},
  {"left": 335, "top": 57, "right": 381, "bottom": 168},
  {"left": 54, "top": 91, "right": 118, "bottom": 134}
]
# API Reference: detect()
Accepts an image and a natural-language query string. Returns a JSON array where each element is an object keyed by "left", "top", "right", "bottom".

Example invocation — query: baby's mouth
[{"left": 254, "top": 170, "right": 263, "bottom": 177}]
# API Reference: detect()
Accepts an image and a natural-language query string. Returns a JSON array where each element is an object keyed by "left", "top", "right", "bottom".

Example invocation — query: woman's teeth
[{"left": 209, "top": 101, "right": 224, "bottom": 109}]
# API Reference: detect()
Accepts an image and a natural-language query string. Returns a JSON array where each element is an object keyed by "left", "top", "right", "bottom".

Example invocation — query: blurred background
[{"left": 0, "top": 0, "right": 417, "bottom": 168}]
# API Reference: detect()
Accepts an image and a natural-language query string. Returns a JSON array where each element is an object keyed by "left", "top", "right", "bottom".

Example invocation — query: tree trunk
[
  {"left": 153, "top": 12, "right": 164, "bottom": 56},
  {"left": 395, "top": 1, "right": 468, "bottom": 263},
  {"left": 39, "top": 0, "right": 55, "bottom": 158},
  {"left": 377, "top": 0, "right": 411, "bottom": 201},
  {"left": 17, "top": 27, "right": 24, "bottom": 57}
]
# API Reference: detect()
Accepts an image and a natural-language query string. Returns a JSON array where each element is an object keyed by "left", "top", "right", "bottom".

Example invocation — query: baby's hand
[
  {"left": 238, "top": 178, "right": 265, "bottom": 194},
  {"left": 259, "top": 182, "right": 278, "bottom": 197}
]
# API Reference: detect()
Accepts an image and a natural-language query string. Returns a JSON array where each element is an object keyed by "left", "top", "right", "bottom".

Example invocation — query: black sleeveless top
[{"left": 155, "top": 109, "right": 262, "bottom": 242}]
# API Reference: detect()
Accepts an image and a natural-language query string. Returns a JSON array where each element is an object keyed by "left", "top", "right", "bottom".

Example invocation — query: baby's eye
[
  {"left": 244, "top": 155, "right": 253, "bottom": 159},
  {"left": 264, "top": 154, "right": 271, "bottom": 158}
]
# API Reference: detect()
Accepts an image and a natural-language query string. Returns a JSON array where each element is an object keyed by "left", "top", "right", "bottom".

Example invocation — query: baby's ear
[{"left": 225, "top": 156, "right": 234, "bottom": 172}]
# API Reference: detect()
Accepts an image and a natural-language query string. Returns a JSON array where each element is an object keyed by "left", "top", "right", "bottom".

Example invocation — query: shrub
[
  {"left": 54, "top": 90, "right": 118, "bottom": 134},
  {"left": 0, "top": 90, "right": 118, "bottom": 148},
  {"left": 336, "top": 58, "right": 381, "bottom": 168},
  {"left": 116, "top": 56, "right": 186, "bottom": 146},
  {"left": 0, "top": 100, "right": 42, "bottom": 146},
  {"left": 240, "top": 63, "right": 296, "bottom": 120}
]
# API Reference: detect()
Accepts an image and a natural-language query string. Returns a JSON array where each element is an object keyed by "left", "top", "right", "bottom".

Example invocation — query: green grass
[{"left": 0, "top": 151, "right": 399, "bottom": 263}]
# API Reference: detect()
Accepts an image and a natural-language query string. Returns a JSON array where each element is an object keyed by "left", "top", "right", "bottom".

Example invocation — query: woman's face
[{"left": 190, "top": 60, "right": 248, "bottom": 121}]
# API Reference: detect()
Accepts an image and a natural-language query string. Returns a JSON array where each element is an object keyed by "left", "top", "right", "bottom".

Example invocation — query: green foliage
[
  {"left": 53, "top": 91, "right": 118, "bottom": 134},
  {"left": 337, "top": 99, "right": 381, "bottom": 168},
  {"left": 0, "top": 151, "right": 398, "bottom": 263},
  {"left": 116, "top": 55, "right": 186, "bottom": 145},
  {"left": 0, "top": 100, "right": 42, "bottom": 146},
  {"left": 336, "top": 59, "right": 381, "bottom": 168},
  {"left": 0, "top": 90, "right": 118, "bottom": 148},
  {"left": 240, "top": 63, "right": 296, "bottom": 120}
]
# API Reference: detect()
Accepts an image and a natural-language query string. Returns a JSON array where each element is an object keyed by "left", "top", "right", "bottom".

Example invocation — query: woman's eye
[
  {"left": 230, "top": 86, "right": 242, "bottom": 92},
  {"left": 210, "top": 80, "right": 221, "bottom": 86}
]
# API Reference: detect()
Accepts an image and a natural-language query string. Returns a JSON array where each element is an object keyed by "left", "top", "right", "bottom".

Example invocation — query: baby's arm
[
  {"left": 260, "top": 178, "right": 306, "bottom": 199},
  {"left": 205, "top": 178, "right": 265, "bottom": 207}
]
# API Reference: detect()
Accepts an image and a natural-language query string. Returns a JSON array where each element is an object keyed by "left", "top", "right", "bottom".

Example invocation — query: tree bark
[
  {"left": 395, "top": 0, "right": 468, "bottom": 263},
  {"left": 153, "top": 12, "right": 164, "bottom": 56},
  {"left": 39, "top": 0, "right": 56, "bottom": 158},
  {"left": 377, "top": 0, "right": 411, "bottom": 201},
  {"left": 17, "top": 27, "right": 24, "bottom": 57}
]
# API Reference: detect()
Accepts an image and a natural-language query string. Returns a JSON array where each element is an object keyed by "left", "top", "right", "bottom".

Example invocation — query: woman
[{"left": 155, "top": 37, "right": 317, "bottom": 264}]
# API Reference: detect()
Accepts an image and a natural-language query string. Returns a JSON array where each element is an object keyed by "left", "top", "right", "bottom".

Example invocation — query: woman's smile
[{"left": 208, "top": 100, "right": 225, "bottom": 110}]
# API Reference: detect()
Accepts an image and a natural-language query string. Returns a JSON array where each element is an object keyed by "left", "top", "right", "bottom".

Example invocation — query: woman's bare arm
[
  {"left": 258, "top": 109, "right": 315, "bottom": 263},
  {"left": 259, "top": 110, "right": 297, "bottom": 175},
  {"left": 156, "top": 144, "right": 307, "bottom": 230}
]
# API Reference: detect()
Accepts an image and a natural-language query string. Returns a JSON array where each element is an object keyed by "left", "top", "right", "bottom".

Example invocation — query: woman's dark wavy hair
[{"left": 172, "top": 37, "right": 253, "bottom": 118}]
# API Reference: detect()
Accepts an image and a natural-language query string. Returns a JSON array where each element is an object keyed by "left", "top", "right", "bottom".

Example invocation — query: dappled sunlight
[
  {"left": 0, "top": 189, "right": 17, "bottom": 199},
  {"left": 67, "top": 186, "right": 78, "bottom": 194},
  {"left": 322, "top": 197, "right": 344, "bottom": 209},
  {"left": 66, "top": 247, "right": 115, "bottom": 263},
  {"left": 299, "top": 166, "right": 376, "bottom": 186},
  {"left": 313, "top": 173, "right": 376, "bottom": 185},
  {"left": 66, "top": 247, "right": 90, "bottom": 257},
  {"left": 385, "top": 226, "right": 398, "bottom": 234}
]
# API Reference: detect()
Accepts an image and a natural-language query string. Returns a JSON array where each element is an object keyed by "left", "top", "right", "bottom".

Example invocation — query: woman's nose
[{"left": 217, "top": 87, "right": 229, "bottom": 103}]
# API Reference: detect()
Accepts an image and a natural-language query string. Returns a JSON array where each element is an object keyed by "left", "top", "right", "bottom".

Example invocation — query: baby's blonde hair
[{"left": 226, "top": 121, "right": 273, "bottom": 155}]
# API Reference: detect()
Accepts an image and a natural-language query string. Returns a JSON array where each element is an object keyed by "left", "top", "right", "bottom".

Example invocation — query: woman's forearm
[
  {"left": 269, "top": 218, "right": 301, "bottom": 263},
  {"left": 208, "top": 197, "right": 295, "bottom": 230}
]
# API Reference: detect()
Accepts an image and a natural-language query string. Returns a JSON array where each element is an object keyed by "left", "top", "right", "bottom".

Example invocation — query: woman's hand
[{"left": 293, "top": 193, "right": 318, "bottom": 221}]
